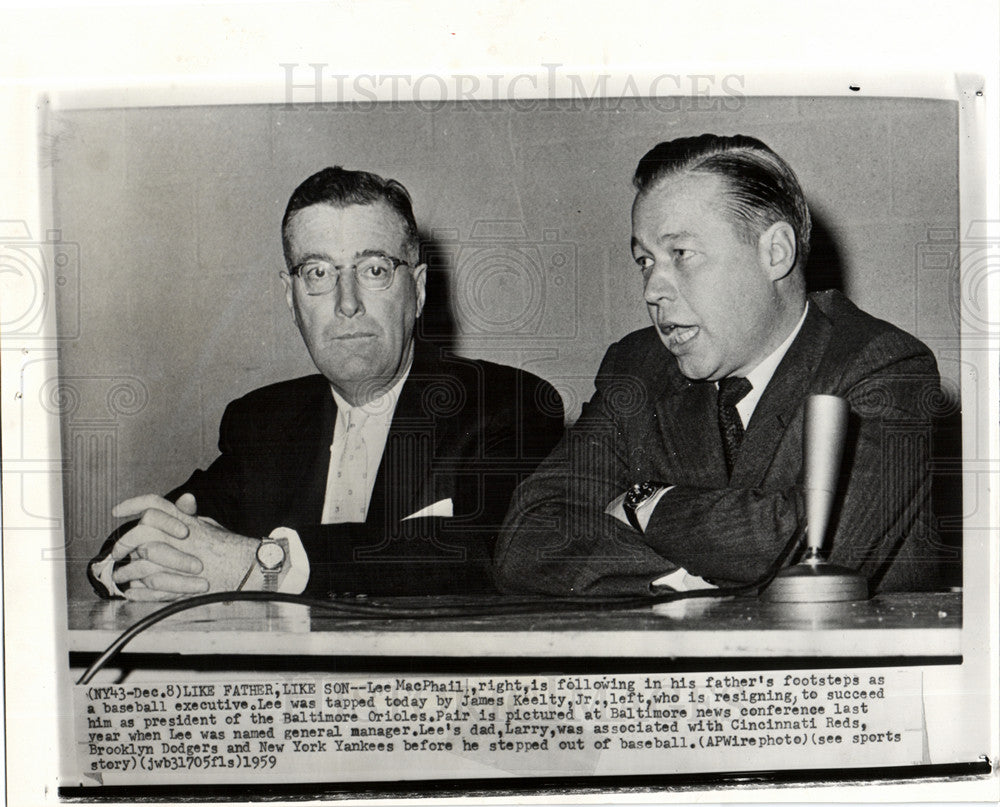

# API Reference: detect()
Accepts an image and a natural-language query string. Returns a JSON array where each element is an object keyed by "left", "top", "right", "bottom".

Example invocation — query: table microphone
[{"left": 760, "top": 394, "right": 868, "bottom": 602}]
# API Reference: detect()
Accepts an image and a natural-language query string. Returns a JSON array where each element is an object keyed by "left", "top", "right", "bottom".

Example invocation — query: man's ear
[
  {"left": 758, "top": 221, "right": 797, "bottom": 281},
  {"left": 280, "top": 271, "right": 299, "bottom": 326},
  {"left": 411, "top": 263, "right": 428, "bottom": 318}
]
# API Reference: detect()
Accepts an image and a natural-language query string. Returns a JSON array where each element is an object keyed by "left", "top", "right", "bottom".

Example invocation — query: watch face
[
  {"left": 626, "top": 482, "right": 657, "bottom": 508},
  {"left": 256, "top": 541, "right": 285, "bottom": 571}
]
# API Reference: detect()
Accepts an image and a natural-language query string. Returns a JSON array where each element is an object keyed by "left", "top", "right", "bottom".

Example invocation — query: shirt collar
[
  {"left": 744, "top": 301, "right": 810, "bottom": 395},
  {"left": 724, "top": 302, "right": 809, "bottom": 427},
  {"left": 330, "top": 351, "right": 413, "bottom": 423}
]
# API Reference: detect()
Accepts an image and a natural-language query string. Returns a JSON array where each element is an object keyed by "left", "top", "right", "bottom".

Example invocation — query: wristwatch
[
  {"left": 255, "top": 538, "right": 288, "bottom": 592},
  {"left": 623, "top": 481, "right": 659, "bottom": 533}
]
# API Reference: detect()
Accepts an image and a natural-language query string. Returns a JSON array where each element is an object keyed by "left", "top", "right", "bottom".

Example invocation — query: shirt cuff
[
  {"left": 651, "top": 567, "right": 717, "bottom": 592},
  {"left": 238, "top": 527, "right": 309, "bottom": 594},
  {"left": 605, "top": 486, "right": 672, "bottom": 532},
  {"left": 603, "top": 487, "right": 715, "bottom": 593},
  {"left": 89, "top": 556, "right": 124, "bottom": 598}
]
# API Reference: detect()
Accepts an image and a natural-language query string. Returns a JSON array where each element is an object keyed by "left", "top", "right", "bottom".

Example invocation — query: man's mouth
[
  {"left": 658, "top": 323, "right": 699, "bottom": 350},
  {"left": 331, "top": 332, "right": 376, "bottom": 340}
]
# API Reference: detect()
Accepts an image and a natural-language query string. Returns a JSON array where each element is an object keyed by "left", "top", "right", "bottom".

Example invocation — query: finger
[
  {"left": 110, "top": 523, "right": 175, "bottom": 561},
  {"left": 124, "top": 585, "right": 179, "bottom": 602},
  {"left": 113, "top": 558, "right": 172, "bottom": 585},
  {"left": 112, "top": 557, "right": 204, "bottom": 586},
  {"left": 144, "top": 542, "right": 204, "bottom": 575},
  {"left": 143, "top": 571, "right": 210, "bottom": 594},
  {"left": 139, "top": 507, "right": 190, "bottom": 540},
  {"left": 175, "top": 492, "right": 198, "bottom": 516},
  {"left": 112, "top": 494, "right": 185, "bottom": 520}
]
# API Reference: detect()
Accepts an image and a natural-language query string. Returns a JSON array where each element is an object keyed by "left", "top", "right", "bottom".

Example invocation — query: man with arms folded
[
  {"left": 495, "top": 134, "right": 942, "bottom": 595},
  {"left": 90, "top": 167, "right": 564, "bottom": 600}
]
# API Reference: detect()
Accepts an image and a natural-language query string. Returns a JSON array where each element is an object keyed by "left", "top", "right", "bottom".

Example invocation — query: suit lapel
[
  {"left": 280, "top": 379, "right": 337, "bottom": 527},
  {"left": 732, "top": 302, "right": 832, "bottom": 487},
  {"left": 655, "top": 377, "right": 729, "bottom": 488},
  {"left": 367, "top": 346, "right": 443, "bottom": 529},
  {"left": 640, "top": 337, "right": 727, "bottom": 487}
]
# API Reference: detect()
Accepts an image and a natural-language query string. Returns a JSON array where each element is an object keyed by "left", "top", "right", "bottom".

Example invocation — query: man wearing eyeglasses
[{"left": 89, "top": 167, "right": 564, "bottom": 600}]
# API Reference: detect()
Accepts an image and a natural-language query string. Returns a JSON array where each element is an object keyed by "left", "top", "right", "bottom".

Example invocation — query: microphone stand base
[{"left": 760, "top": 562, "right": 868, "bottom": 603}]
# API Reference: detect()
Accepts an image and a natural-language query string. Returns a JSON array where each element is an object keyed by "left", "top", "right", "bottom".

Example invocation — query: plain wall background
[{"left": 49, "top": 97, "right": 961, "bottom": 599}]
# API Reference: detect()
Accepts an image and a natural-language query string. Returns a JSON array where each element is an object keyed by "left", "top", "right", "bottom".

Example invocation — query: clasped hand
[{"left": 110, "top": 493, "right": 257, "bottom": 601}]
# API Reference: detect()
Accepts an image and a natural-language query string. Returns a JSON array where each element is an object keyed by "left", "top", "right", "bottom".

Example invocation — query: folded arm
[{"left": 496, "top": 343, "right": 941, "bottom": 595}]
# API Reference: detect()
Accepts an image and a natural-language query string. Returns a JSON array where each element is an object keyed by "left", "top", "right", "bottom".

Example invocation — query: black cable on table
[{"left": 76, "top": 522, "right": 805, "bottom": 685}]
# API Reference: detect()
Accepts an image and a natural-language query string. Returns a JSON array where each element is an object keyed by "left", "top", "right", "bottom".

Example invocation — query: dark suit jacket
[
  {"left": 494, "top": 291, "right": 944, "bottom": 595},
  {"left": 92, "top": 344, "right": 564, "bottom": 597}
]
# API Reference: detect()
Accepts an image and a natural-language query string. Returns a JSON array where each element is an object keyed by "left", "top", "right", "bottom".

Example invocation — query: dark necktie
[{"left": 717, "top": 376, "right": 752, "bottom": 476}]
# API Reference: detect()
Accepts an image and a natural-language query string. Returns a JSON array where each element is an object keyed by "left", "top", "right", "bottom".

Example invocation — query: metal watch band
[{"left": 256, "top": 538, "right": 288, "bottom": 593}]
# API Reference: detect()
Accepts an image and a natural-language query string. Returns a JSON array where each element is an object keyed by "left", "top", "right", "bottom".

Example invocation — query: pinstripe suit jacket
[{"left": 494, "top": 291, "right": 944, "bottom": 595}]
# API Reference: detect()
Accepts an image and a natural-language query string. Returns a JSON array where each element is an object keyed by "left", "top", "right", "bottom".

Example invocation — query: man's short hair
[
  {"left": 282, "top": 166, "right": 420, "bottom": 260},
  {"left": 633, "top": 134, "right": 811, "bottom": 271}
]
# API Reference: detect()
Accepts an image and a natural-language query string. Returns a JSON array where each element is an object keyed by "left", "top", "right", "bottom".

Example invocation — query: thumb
[{"left": 175, "top": 492, "right": 198, "bottom": 516}]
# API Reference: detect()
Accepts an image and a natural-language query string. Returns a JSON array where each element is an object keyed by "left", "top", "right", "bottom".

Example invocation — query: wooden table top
[{"left": 65, "top": 591, "right": 962, "bottom": 659}]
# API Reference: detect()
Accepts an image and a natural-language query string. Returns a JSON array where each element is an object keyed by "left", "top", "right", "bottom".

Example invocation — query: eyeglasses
[{"left": 290, "top": 254, "right": 409, "bottom": 295}]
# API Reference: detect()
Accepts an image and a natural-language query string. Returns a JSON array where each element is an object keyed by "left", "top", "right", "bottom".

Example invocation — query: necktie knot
[{"left": 718, "top": 376, "right": 752, "bottom": 407}]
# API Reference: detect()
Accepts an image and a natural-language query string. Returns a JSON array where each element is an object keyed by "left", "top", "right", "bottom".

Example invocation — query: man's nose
[
  {"left": 643, "top": 264, "right": 678, "bottom": 304},
  {"left": 335, "top": 271, "right": 365, "bottom": 318}
]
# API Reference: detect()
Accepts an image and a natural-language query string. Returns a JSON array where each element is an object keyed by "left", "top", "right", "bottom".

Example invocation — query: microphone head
[{"left": 804, "top": 394, "right": 849, "bottom": 553}]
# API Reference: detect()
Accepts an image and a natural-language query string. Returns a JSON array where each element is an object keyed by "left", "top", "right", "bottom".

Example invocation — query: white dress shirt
[
  {"left": 321, "top": 370, "right": 408, "bottom": 524},
  {"left": 274, "top": 362, "right": 412, "bottom": 590}
]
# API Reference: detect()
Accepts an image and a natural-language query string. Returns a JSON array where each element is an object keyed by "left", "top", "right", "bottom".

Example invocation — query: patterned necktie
[
  {"left": 717, "top": 376, "right": 752, "bottom": 476},
  {"left": 322, "top": 406, "right": 370, "bottom": 523}
]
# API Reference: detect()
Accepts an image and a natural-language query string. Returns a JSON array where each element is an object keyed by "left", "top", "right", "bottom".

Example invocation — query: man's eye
[
  {"left": 302, "top": 264, "right": 328, "bottom": 280},
  {"left": 634, "top": 256, "right": 653, "bottom": 271},
  {"left": 673, "top": 249, "right": 694, "bottom": 261}
]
